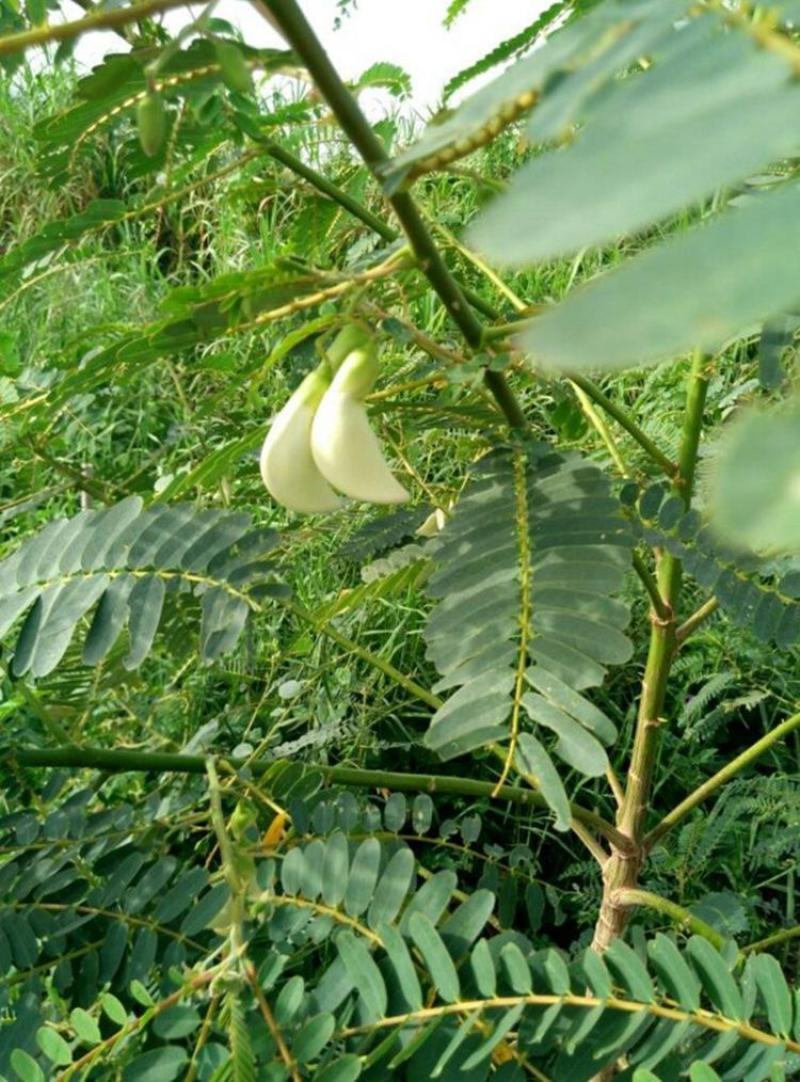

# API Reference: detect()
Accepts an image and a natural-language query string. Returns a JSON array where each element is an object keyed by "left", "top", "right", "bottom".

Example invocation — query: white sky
[{"left": 63, "top": 0, "right": 551, "bottom": 113}]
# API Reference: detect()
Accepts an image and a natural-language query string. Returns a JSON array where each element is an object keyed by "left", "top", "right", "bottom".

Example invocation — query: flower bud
[
  {"left": 311, "top": 348, "right": 409, "bottom": 505},
  {"left": 260, "top": 365, "right": 343, "bottom": 514},
  {"left": 325, "top": 322, "right": 374, "bottom": 373}
]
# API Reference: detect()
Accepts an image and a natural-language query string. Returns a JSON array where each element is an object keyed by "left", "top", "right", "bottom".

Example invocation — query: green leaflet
[
  {"left": 629, "top": 480, "right": 800, "bottom": 646},
  {"left": 408, "top": 912, "right": 461, "bottom": 1004},
  {"left": 442, "top": 1, "right": 570, "bottom": 100},
  {"left": 752, "top": 953, "right": 794, "bottom": 1039},
  {"left": 516, "top": 732, "right": 571, "bottom": 832},
  {"left": 382, "top": 0, "right": 690, "bottom": 192},
  {"left": 0, "top": 499, "right": 284, "bottom": 676},
  {"left": 708, "top": 404, "right": 800, "bottom": 555},
  {"left": 336, "top": 931, "right": 387, "bottom": 1018},
  {"left": 423, "top": 444, "right": 632, "bottom": 826},
  {"left": 518, "top": 180, "right": 800, "bottom": 373},
  {"left": 0, "top": 789, "right": 796, "bottom": 1082},
  {"left": 470, "top": 14, "right": 800, "bottom": 264}
]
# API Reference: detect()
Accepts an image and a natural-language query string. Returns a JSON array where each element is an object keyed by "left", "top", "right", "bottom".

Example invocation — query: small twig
[
  {"left": 282, "top": 598, "right": 442, "bottom": 711},
  {"left": 245, "top": 962, "right": 300, "bottom": 1081},
  {"left": 645, "top": 708, "right": 800, "bottom": 848},
  {"left": 0, "top": 0, "right": 193, "bottom": 56},
  {"left": 572, "top": 821, "right": 609, "bottom": 867},
  {"left": 743, "top": 923, "right": 800, "bottom": 956},
  {"left": 612, "top": 887, "right": 727, "bottom": 949},
  {"left": 676, "top": 597, "right": 720, "bottom": 643},
  {"left": 632, "top": 551, "right": 671, "bottom": 622},
  {"left": 569, "top": 373, "right": 677, "bottom": 479},
  {"left": 570, "top": 378, "right": 630, "bottom": 477},
  {"left": 606, "top": 766, "right": 625, "bottom": 809}
]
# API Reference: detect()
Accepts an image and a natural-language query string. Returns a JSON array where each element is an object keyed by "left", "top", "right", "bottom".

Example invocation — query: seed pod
[
  {"left": 137, "top": 93, "right": 167, "bottom": 158},
  {"left": 260, "top": 364, "right": 343, "bottom": 514},
  {"left": 215, "top": 41, "right": 254, "bottom": 94},
  {"left": 311, "top": 347, "right": 409, "bottom": 505}
]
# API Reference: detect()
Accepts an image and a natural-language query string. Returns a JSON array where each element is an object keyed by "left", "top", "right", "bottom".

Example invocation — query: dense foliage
[{"left": 1, "top": 0, "right": 800, "bottom": 1079}]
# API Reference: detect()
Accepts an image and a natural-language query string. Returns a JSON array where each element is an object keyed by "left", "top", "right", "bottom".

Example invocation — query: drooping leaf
[
  {"left": 470, "top": 14, "right": 800, "bottom": 264},
  {"left": 0, "top": 499, "right": 283, "bottom": 675},
  {"left": 518, "top": 181, "right": 800, "bottom": 373},
  {"left": 424, "top": 443, "right": 631, "bottom": 824}
]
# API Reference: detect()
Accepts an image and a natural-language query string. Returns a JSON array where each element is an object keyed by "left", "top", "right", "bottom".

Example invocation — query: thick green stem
[
  {"left": 591, "top": 354, "right": 709, "bottom": 958},
  {"left": 0, "top": 0, "right": 192, "bottom": 55},
  {"left": 621, "top": 354, "right": 708, "bottom": 843},
  {"left": 257, "top": 0, "right": 526, "bottom": 429},
  {"left": 645, "top": 709, "right": 800, "bottom": 849},
  {"left": 10, "top": 746, "right": 627, "bottom": 849},
  {"left": 613, "top": 888, "right": 727, "bottom": 950}
]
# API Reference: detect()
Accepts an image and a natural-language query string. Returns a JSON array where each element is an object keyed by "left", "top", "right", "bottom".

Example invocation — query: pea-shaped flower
[
  {"left": 311, "top": 347, "right": 409, "bottom": 504},
  {"left": 260, "top": 364, "right": 343, "bottom": 514}
]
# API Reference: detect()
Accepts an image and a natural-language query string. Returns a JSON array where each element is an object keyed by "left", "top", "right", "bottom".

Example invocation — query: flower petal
[
  {"left": 260, "top": 372, "right": 343, "bottom": 514},
  {"left": 311, "top": 389, "right": 409, "bottom": 505}
]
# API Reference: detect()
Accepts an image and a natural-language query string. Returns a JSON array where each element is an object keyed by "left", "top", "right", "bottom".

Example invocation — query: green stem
[
  {"left": 206, "top": 758, "right": 239, "bottom": 889},
  {"left": 645, "top": 709, "right": 800, "bottom": 849},
  {"left": 619, "top": 353, "right": 709, "bottom": 843},
  {"left": 591, "top": 353, "right": 709, "bottom": 956},
  {"left": 282, "top": 599, "right": 442, "bottom": 711},
  {"left": 743, "top": 923, "right": 800, "bottom": 956},
  {"left": 632, "top": 551, "right": 670, "bottom": 622},
  {"left": 613, "top": 888, "right": 727, "bottom": 950},
  {"left": 257, "top": 0, "right": 526, "bottom": 430},
  {"left": 569, "top": 378, "right": 630, "bottom": 478},
  {"left": 0, "top": 0, "right": 192, "bottom": 55},
  {"left": 482, "top": 318, "right": 538, "bottom": 341},
  {"left": 9, "top": 746, "right": 627, "bottom": 851},
  {"left": 675, "top": 596, "right": 720, "bottom": 643},
  {"left": 568, "top": 374, "right": 677, "bottom": 479},
  {"left": 263, "top": 141, "right": 396, "bottom": 242}
]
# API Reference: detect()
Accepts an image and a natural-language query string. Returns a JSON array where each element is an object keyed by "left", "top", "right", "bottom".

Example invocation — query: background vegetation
[{"left": 1, "top": 0, "right": 800, "bottom": 1079}]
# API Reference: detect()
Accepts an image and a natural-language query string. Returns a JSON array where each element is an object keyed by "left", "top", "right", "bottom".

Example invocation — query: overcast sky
[{"left": 61, "top": 0, "right": 550, "bottom": 113}]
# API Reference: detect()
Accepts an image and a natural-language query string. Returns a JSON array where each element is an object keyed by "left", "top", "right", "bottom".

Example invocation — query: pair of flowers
[{"left": 260, "top": 326, "right": 409, "bottom": 514}]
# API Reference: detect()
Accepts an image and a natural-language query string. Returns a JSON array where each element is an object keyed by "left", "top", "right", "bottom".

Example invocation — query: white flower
[
  {"left": 311, "top": 347, "right": 409, "bottom": 505},
  {"left": 259, "top": 365, "right": 343, "bottom": 514}
]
